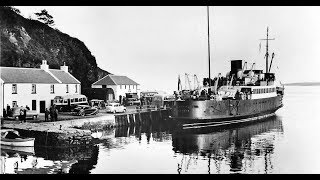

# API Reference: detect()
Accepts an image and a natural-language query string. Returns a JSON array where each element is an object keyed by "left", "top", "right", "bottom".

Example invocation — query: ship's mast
[
  {"left": 207, "top": 6, "right": 211, "bottom": 86},
  {"left": 260, "top": 27, "right": 275, "bottom": 73}
]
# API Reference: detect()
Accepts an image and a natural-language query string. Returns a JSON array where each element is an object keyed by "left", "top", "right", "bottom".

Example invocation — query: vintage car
[
  {"left": 106, "top": 103, "right": 126, "bottom": 113},
  {"left": 126, "top": 98, "right": 141, "bottom": 106},
  {"left": 7, "top": 107, "right": 39, "bottom": 120},
  {"left": 90, "top": 99, "right": 106, "bottom": 109},
  {"left": 73, "top": 105, "right": 99, "bottom": 116}
]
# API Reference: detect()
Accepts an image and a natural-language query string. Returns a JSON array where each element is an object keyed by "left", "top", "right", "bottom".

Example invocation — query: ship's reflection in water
[
  {"left": 0, "top": 115, "right": 283, "bottom": 174},
  {"left": 172, "top": 116, "right": 284, "bottom": 174}
]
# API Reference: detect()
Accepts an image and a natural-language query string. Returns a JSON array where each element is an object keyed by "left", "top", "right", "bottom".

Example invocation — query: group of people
[
  {"left": 2, "top": 104, "right": 30, "bottom": 123},
  {"left": 3, "top": 104, "right": 13, "bottom": 119},
  {"left": 45, "top": 105, "right": 58, "bottom": 122},
  {"left": 18, "top": 108, "right": 27, "bottom": 123},
  {"left": 2, "top": 104, "right": 58, "bottom": 123}
]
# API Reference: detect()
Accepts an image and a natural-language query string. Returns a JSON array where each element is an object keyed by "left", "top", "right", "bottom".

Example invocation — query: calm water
[{"left": 1, "top": 86, "right": 320, "bottom": 174}]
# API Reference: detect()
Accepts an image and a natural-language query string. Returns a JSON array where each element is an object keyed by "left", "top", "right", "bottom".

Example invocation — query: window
[
  {"left": 32, "top": 100, "right": 36, "bottom": 110},
  {"left": 120, "top": 85, "right": 122, "bottom": 89},
  {"left": 125, "top": 85, "right": 126, "bottom": 89},
  {"left": 66, "top": 84, "right": 69, "bottom": 93},
  {"left": 75, "top": 84, "right": 78, "bottom": 93},
  {"left": 12, "top": 101, "right": 17, "bottom": 107},
  {"left": 31, "top": 84, "right": 36, "bottom": 94},
  {"left": 71, "top": 98, "right": 74, "bottom": 103},
  {"left": 50, "top": 84, "right": 55, "bottom": 93},
  {"left": 75, "top": 98, "right": 79, "bottom": 102},
  {"left": 12, "top": 84, "right": 17, "bottom": 94}
]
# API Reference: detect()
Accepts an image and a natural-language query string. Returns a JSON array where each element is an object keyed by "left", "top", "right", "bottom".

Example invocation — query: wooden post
[
  {"left": 115, "top": 116, "right": 119, "bottom": 127},
  {"left": 127, "top": 114, "right": 130, "bottom": 126},
  {"left": 149, "top": 111, "right": 153, "bottom": 123},
  {"left": 133, "top": 113, "right": 136, "bottom": 125}
]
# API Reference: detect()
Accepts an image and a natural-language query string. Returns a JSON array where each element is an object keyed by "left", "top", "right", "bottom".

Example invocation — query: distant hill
[
  {"left": 0, "top": 6, "right": 111, "bottom": 91},
  {"left": 283, "top": 82, "right": 320, "bottom": 86}
]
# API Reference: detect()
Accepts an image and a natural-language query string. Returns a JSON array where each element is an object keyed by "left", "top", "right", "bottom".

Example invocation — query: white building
[
  {"left": 0, "top": 60, "right": 81, "bottom": 116},
  {"left": 91, "top": 75, "right": 140, "bottom": 101}
]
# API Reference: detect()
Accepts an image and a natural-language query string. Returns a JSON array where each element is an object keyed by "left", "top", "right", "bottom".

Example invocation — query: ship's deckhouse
[{"left": 249, "top": 86, "right": 277, "bottom": 99}]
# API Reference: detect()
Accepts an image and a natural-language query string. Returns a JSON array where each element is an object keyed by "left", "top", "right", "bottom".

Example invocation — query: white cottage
[
  {"left": 91, "top": 75, "right": 140, "bottom": 101},
  {"left": 0, "top": 60, "right": 81, "bottom": 116}
]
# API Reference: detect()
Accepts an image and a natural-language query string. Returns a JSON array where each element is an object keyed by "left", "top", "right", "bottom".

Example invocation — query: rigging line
[{"left": 207, "top": 6, "right": 211, "bottom": 86}]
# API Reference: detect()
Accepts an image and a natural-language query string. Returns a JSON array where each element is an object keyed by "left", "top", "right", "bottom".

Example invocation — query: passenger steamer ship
[{"left": 171, "top": 7, "right": 284, "bottom": 129}]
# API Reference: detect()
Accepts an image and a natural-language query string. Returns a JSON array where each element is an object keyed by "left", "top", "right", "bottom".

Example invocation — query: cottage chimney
[
  {"left": 40, "top": 60, "right": 49, "bottom": 71},
  {"left": 60, "top": 62, "right": 68, "bottom": 72}
]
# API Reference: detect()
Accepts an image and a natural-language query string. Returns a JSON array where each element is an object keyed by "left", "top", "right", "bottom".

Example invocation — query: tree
[
  {"left": 35, "top": 9, "right": 55, "bottom": 26},
  {"left": 3, "top": 6, "right": 21, "bottom": 14}
]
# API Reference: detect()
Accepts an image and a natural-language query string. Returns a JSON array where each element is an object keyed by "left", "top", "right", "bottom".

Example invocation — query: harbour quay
[{"left": 1, "top": 106, "right": 172, "bottom": 148}]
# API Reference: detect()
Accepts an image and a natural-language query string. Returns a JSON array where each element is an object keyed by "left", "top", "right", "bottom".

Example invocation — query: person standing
[
  {"left": 3, "top": 108, "right": 7, "bottom": 118},
  {"left": 45, "top": 108, "right": 49, "bottom": 121},
  {"left": 119, "top": 95, "right": 122, "bottom": 105},
  {"left": 6, "top": 104, "right": 11, "bottom": 117},
  {"left": 19, "top": 109, "right": 24, "bottom": 123},
  {"left": 122, "top": 97, "right": 126, "bottom": 106},
  {"left": 54, "top": 108, "right": 58, "bottom": 121},
  {"left": 49, "top": 106, "right": 54, "bottom": 121},
  {"left": 23, "top": 108, "right": 27, "bottom": 122}
]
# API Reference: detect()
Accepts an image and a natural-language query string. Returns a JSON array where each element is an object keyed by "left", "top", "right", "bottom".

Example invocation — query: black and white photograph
[{"left": 0, "top": 5, "right": 320, "bottom": 174}]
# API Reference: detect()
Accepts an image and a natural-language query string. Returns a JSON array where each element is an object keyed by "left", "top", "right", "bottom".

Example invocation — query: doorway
[{"left": 40, "top": 101, "right": 45, "bottom": 113}]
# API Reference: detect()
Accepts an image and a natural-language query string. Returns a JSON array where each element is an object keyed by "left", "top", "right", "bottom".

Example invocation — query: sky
[{"left": 16, "top": 6, "right": 320, "bottom": 93}]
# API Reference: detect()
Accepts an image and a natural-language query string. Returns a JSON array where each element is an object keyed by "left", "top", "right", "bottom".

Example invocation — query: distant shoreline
[{"left": 283, "top": 82, "right": 320, "bottom": 86}]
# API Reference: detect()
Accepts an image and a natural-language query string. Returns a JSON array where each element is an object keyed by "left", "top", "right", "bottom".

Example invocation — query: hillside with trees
[{"left": 0, "top": 6, "right": 111, "bottom": 91}]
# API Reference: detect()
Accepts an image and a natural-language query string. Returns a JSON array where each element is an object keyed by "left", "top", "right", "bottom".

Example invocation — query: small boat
[
  {"left": 0, "top": 129, "right": 35, "bottom": 147},
  {"left": 0, "top": 144, "right": 35, "bottom": 156}
]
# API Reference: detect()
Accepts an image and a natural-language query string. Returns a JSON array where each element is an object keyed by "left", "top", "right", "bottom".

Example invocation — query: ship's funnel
[{"left": 231, "top": 60, "right": 242, "bottom": 78}]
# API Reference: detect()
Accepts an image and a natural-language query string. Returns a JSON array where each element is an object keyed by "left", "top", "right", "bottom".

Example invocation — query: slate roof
[
  {"left": 93, "top": 75, "right": 139, "bottom": 86},
  {"left": 0, "top": 66, "right": 80, "bottom": 84},
  {"left": 49, "top": 69, "right": 80, "bottom": 84},
  {"left": 0, "top": 67, "right": 59, "bottom": 83}
]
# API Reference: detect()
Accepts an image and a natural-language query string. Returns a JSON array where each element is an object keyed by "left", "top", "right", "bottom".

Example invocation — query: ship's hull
[{"left": 171, "top": 95, "right": 283, "bottom": 128}]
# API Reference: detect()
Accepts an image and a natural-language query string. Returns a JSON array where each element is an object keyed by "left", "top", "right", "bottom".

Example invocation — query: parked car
[
  {"left": 90, "top": 99, "right": 106, "bottom": 109},
  {"left": 7, "top": 107, "right": 38, "bottom": 120},
  {"left": 73, "top": 105, "right": 99, "bottom": 116},
  {"left": 106, "top": 103, "right": 126, "bottom": 113},
  {"left": 126, "top": 98, "right": 141, "bottom": 106}
]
